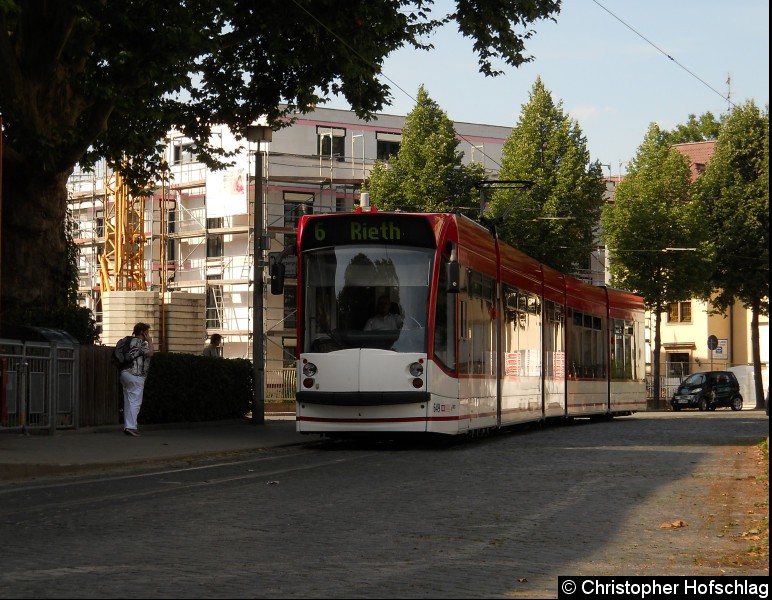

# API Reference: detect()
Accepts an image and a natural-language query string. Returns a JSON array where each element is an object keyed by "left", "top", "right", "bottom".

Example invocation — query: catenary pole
[{"left": 247, "top": 125, "right": 272, "bottom": 425}]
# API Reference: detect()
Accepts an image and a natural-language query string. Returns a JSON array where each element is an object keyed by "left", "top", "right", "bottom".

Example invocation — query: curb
[{"left": 0, "top": 437, "right": 308, "bottom": 484}]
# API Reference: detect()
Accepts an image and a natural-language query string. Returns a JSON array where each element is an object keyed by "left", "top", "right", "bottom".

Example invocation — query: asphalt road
[{"left": 0, "top": 411, "right": 768, "bottom": 599}]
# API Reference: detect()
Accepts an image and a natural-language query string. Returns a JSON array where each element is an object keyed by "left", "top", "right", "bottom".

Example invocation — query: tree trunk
[
  {"left": 1, "top": 163, "right": 72, "bottom": 324},
  {"left": 750, "top": 301, "right": 765, "bottom": 410},
  {"left": 652, "top": 301, "right": 663, "bottom": 409}
]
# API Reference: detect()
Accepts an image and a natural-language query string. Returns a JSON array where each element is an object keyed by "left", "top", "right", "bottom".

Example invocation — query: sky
[{"left": 323, "top": 0, "right": 769, "bottom": 176}]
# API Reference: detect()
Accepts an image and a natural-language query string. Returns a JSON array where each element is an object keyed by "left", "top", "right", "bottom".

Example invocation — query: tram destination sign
[{"left": 301, "top": 214, "right": 436, "bottom": 249}]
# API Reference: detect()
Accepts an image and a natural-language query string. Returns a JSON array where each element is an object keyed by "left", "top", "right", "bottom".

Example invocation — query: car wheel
[
  {"left": 699, "top": 397, "right": 708, "bottom": 411},
  {"left": 731, "top": 395, "right": 743, "bottom": 411},
  {"left": 672, "top": 403, "right": 681, "bottom": 412}
]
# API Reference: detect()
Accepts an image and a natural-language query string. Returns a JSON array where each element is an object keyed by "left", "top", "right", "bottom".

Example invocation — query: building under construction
[{"left": 66, "top": 107, "right": 511, "bottom": 396}]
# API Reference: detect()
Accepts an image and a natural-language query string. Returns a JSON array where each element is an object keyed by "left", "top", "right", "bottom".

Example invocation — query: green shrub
[{"left": 140, "top": 353, "right": 252, "bottom": 424}]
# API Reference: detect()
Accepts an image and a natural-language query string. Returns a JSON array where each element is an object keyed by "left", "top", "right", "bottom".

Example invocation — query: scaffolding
[{"left": 67, "top": 126, "right": 383, "bottom": 362}]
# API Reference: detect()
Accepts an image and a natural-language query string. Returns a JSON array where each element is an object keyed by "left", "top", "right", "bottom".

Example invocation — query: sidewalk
[{"left": 0, "top": 416, "right": 312, "bottom": 483}]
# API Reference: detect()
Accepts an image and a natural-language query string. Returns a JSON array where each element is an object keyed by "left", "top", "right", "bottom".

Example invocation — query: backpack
[{"left": 111, "top": 336, "right": 135, "bottom": 370}]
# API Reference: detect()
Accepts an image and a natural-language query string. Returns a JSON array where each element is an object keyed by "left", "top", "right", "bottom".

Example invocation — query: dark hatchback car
[{"left": 671, "top": 370, "right": 743, "bottom": 411}]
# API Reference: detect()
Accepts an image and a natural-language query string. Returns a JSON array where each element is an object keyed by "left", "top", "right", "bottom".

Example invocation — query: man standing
[
  {"left": 120, "top": 322, "right": 154, "bottom": 437},
  {"left": 203, "top": 333, "right": 223, "bottom": 357}
]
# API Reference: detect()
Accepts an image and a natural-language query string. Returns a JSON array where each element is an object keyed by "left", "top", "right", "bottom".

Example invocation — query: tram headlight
[
  {"left": 409, "top": 361, "right": 424, "bottom": 388},
  {"left": 408, "top": 362, "right": 423, "bottom": 377},
  {"left": 303, "top": 362, "right": 318, "bottom": 377}
]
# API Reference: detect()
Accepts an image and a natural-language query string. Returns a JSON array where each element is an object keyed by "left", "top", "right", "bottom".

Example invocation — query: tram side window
[
  {"left": 611, "top": 319, "right": 636, "bottom": 379},
  {"left": 568, "top": 309, "right": 606, "bottom": 378},
  {"left": 503, "top": 287, "right": 542, "bottom": 378},
  {"left": 624, "top": 322, "right": 634, "bottom": 379},
  {"left": 503, "top": 287, "right": 526, "bottom": 377},
  {"left": 433, "top": 256, "right": 456, "bottom": 372},
  {"left": 526, "top": 295, "right": 542, "bottom": 377},
  {"left": 594, "top": 316, "right": 606, "bottom": 378},
  {"left": 459, "top": 269, "right": 496, "bottom": 375},
  {"left": 569, "top": 311, "right": 581, "bottom": 378},
  {"left": 544, "top": 301, "right": 565, "bottom": 380},
  {"left": 633, "top": 320, "right": 643, "bottom": 380}
]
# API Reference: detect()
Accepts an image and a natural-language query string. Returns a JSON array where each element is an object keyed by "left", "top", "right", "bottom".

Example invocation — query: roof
[{"left": 672, "top": 140, "right": 717, "bottom": 180}]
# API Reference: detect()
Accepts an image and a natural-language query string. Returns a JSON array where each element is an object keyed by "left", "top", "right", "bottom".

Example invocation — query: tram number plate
[{"left": 433, "top": 403, "right": 456, "bottom": 413}]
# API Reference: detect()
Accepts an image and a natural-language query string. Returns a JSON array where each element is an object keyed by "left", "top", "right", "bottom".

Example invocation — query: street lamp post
[{"left": 246, "top": 125, "right": 272, "bottom": 425}]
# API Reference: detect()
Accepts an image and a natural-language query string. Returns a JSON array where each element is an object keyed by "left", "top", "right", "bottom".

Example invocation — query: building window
[
  {"left": 95, "top": 212, "right": 105, "bottom": 238},
  {"left": 283, "top": 285, "right": 297, "bottom": 329},
  {"left": 206, "top": 217, "right": 224, "bottom": 258},
  {"left": 283, "top": 192, "right": 313, "bottom": 229},
  {"left": 317, "top": 127, "right": 345, "bottom": 160},
  {"left": 668, "top": 301, "right": 692, "bottom": 323},
  {"left": 376, "top": 131, "right": 402, "bottom": 160},
  {"left": 166, "top": 208, "right": 176, "bottom": 262},
  {"left": 667, "top": 352, "right": 690, "bottom": 378},
  {"left": 172, "top": 141, "right": 196, "bottom": 165}
]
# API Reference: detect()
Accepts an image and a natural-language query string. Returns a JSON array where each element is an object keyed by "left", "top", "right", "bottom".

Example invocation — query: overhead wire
[
  {"left": 591, "top": 0, "right": 737, "bottom": 110},
  {"left": 288, "top": 0, "right": 739, "bottom": 194},
  {"left": 288, "top": 0, "right": 504, "bottom": 170}
]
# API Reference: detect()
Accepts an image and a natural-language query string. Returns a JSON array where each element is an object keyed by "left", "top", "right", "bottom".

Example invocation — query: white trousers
[{"left": 120, "top": 370, "right": 147, "bottom": 430}]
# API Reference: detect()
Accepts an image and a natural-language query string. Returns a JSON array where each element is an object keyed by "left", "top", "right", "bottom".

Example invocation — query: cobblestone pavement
[{"left": 0, "top": 411, "right": 767, "bottom": 599}]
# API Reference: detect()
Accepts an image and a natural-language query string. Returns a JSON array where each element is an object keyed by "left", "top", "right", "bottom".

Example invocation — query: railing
[
  {"left": 0, "top": 334, "right": 80, "bottom": 432},
  {"left": 645, "top": 375, "right": 672, "bottom": 410},
  {"left": 265, "top": 367, "right": 296, "bottom": 402}
]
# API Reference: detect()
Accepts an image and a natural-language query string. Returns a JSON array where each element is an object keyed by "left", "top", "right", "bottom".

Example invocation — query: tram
[{"left": 273, "top": 206, "right": 646, "bottom": 435}]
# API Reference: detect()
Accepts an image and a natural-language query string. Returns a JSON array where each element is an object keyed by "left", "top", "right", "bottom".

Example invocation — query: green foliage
[
  {"left": 691, "top": 101, "right": 769, "bottom": 316},
  {"left": 601, "top": 123, "right": 713, "bottom": 307},
  {"left": 487, "top": 78, "right": 606, "bottom": 274},
  {"left": 1, "top": 1, "right": 560, "bottom": 188},
  {"left": 0, "top": 0, "right": 561, "bottom": 323},
  {"left": 141, "top": 353, "right": 252, "bottom": 424},
  {"left": 662, "top": 112, "right": 722, "bottom": 144},
  {"left": 365, "top": 86, "right": 485, "bottom": 217},
  {"left": 602, "top": 121, "right": 715, "bottom": 408}
]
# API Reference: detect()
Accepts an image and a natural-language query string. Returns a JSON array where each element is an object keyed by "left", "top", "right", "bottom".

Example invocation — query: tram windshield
[{"left": 302, "top": 245, "right": 433, "bottom": 353}]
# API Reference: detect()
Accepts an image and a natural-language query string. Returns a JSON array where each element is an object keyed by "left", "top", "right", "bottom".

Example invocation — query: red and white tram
[{"left": 278, "top": 209, "right": 646, "bottom": 435}]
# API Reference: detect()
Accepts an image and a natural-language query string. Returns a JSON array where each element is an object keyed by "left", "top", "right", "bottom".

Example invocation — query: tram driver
[{"left": 364, "top": 295, "right": 404, "bottom": 331}]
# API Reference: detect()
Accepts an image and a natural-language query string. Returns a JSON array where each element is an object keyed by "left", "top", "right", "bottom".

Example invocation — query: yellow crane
[{"left": 98, "top": 170, "right": 146, "bottom": 292}]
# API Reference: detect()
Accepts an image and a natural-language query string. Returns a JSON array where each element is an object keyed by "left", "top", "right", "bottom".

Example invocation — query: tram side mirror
[
  {"left": 446, "top": 260, "right": 460, "bottom": 294},
  {"left": 270, "top": 262, "right": 285, "bottom": 295}
]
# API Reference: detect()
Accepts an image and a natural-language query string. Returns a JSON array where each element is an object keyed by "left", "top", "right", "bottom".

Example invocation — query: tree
[
  {"left": 692, "top": 101, "right": 769, "bottom": 409},
  {"left": 0, "top": 0, "right": 561, "bottom": 335},
  {"left": 662, "top": 112, "right": 722, "bottom": 144},
  {"left": 601, "top": 123, "right": 713, "bottom": 408},
  {"left": 366, "top": 85, "right": 485, "bottom": 216},
  {"left": 486, "top": 77, "right": 606, "bottom": 275}
]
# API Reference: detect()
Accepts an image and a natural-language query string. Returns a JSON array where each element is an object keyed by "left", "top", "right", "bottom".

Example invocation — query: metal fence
[
  {"left": 1, "top": 330, "right": 80, "bottom": 433},
  {"left": 0, "top": 337, "right": 296, "bottom": 431},
  {"left": 647, "top": 361, "right": 768, "bottom": 410},
  {"left": 6, "top": 344, "right": 755, "bottom": 425},
  {"left": 265, "top": 367, "right": 296, "bottom": 402}
]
